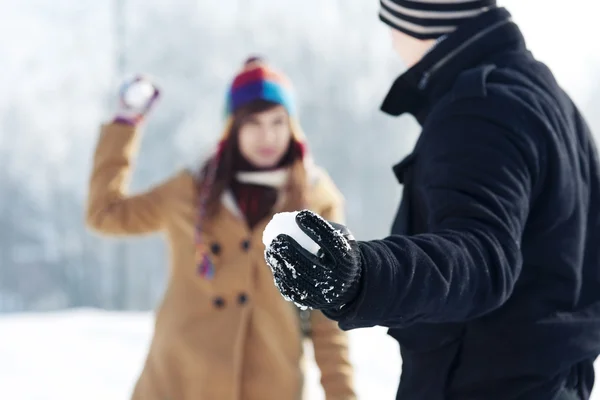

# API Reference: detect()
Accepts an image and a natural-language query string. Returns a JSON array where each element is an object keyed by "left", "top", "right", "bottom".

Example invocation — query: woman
[{"left": 86, "top": 57, "right": 356, "bottom": 400}]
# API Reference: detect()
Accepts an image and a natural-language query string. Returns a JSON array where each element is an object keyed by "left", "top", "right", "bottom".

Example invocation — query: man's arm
[{"left": 326, "top": 111, "right": 542, "bottom": 329}]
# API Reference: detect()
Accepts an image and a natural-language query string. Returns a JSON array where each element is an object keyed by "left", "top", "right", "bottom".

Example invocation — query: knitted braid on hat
[{"left": 195, "top": 141, "right": 226, "bottom": 279}]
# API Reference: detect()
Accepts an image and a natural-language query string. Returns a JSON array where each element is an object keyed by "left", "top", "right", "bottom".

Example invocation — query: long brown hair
[{"left": 198, "top": 100, "right": 308, "bottom": 217}]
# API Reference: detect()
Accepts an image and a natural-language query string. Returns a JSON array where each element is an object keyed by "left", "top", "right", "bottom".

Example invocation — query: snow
[
  {"left": 0, "top": 309, "right": 400, "bottom": 400},
  {"left": 263, "top": 211, "right": 321, "bottom": 255},
  {"left": 2, "top": 310, "right": 600, "bottom": 399}
]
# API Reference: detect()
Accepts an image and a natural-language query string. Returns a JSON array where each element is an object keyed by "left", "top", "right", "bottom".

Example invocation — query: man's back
[{"left": 445, "top": 50, "right": 600, "bottom": 400}]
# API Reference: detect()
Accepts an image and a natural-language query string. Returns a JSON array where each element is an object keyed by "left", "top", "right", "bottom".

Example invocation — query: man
[{"left": 264, "top": 2, "right": 600, "bottom": 400}]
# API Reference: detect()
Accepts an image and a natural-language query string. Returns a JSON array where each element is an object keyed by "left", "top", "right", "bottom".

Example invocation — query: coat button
[
  {"left": 210, "top": 242, "right": 221, "bottom": 255},
  {"left": 238, "top": 293, "right": 248, "bottom": 305},
  {"left": 213, "top": 296, "right": 226, "bottom": 309},
  {"left": 241, "top": 239, "right": 251, "bottom": 252}
]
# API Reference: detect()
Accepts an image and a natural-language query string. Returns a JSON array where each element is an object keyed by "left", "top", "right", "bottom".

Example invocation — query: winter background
[{"left": 0, "top": 0, "right": 599, "bottom": 398}]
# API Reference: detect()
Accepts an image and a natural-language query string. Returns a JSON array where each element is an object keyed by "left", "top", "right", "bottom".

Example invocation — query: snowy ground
[
  {"left": 1, "top": 309, "right": 599, "bottom": 400},
  {"left": 0, "top": 309, "right": 400, "bottom": 400}
]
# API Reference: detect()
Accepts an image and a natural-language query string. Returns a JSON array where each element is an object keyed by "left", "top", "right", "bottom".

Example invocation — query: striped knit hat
[{"left": 379, "top": 0, "right": 497, "bottom": 40}]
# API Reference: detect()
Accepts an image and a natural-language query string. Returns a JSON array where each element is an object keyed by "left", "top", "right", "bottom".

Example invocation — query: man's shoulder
[
  {"left": 416, "top": 63, "right": 557, "bottom": 165},
  {"left": 446, "top": 64, "right": 534, "bottom": 106},
  {"left": 427, "top": 62, "right": 555, "bottom": 137},
  {"left": 445, "top": 59, "right": 562, "bottom": 115}
]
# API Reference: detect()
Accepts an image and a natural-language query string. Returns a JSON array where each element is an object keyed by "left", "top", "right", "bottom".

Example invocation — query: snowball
[
  {"left": 124, "top": 80, "right": 155, "bottom": 109},
  {"left": 262, "top": 211, "right": 320, "bottom": 255}
]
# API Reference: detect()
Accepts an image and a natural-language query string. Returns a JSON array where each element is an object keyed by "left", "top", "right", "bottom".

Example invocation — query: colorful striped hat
[
  {"left": 216, "top": 56, "right": 307, "bottom": 156},
  {"left": 225, "top": 56, "right": 297, "bottom": 119}
]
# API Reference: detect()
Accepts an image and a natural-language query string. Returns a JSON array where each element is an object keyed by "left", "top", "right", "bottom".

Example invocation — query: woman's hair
[{"left": 199, "top": 99, "right": 307, "bottom": 217}]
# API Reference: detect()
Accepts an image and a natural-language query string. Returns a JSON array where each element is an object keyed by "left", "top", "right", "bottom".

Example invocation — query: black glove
[{"left": 264, "top": 210, "right": 362, "bottom": 310}]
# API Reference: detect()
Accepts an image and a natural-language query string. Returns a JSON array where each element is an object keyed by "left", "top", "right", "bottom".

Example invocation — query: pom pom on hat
[{"left": 243, "top": 55, "right": 265, "bottom": 68}]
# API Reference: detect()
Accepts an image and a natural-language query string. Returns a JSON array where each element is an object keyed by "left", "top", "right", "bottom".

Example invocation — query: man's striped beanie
[{"left": 379, "top": 0, "right": 497, "bottom": 40}]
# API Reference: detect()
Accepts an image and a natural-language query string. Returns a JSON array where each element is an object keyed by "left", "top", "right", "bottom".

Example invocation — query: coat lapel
[
  {"left": 391, "top": 153, "right": 417, "bottom": 236},
  {"left": 221, "top": 189, "right": 243, "bottom": 219}
]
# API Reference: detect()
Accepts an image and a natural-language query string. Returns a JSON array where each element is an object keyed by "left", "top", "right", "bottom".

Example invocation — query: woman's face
[{"left": 238, "top": 105, "right": 292, "bottom": 169}]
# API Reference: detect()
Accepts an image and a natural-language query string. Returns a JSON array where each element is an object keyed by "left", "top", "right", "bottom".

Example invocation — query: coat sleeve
[
  {"left": 86, "top": 122, "right": 174, "bottom": 235},
  {"left": 326, "top": 111, "right": 541, "bottom": 329},
  {"left": 310, "top": 311, "right": 356, "bottom": 400},
  {"left": 310, "top": 174, "right": 356, "bottom": 399}
]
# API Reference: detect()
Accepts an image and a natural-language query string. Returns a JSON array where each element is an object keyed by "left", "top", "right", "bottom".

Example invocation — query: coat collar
[{"left": 380, "top": 7, "right": 526, "bottom": 124}]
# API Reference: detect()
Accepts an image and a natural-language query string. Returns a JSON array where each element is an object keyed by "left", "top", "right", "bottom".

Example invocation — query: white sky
[{"left": 500, "top": 0, "right": 600, "bottom": 105}]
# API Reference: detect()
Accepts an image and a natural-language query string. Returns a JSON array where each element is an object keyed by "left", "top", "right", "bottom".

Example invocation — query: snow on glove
[
  {"left": 113, "top": 75, "right": 160, "bottom": 126},
  {"left": 264, "top": 210, "right": 362, "bottom": 311}
]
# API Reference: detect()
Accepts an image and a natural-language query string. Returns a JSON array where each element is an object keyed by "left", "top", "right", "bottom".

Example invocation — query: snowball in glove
[
  {"left": 114, "top": 75, "right": 160, "bottom": 125},
  {"left": 264, "top": 210, "right": 362, "bottom": 311},
  {"left": 263, "top": 211, "right": 321, "bottom": 255}
]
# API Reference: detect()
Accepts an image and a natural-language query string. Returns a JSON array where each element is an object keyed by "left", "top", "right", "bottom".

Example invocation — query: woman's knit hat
[
  {"left": 216, "top": 56, "right": 307, "bottom": 156},
  {"left": 225, "top": 56, "right": 297, "bottom": 118},
  {"left": 379, "top": 0, "right": 497, "bottom": 40}
]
